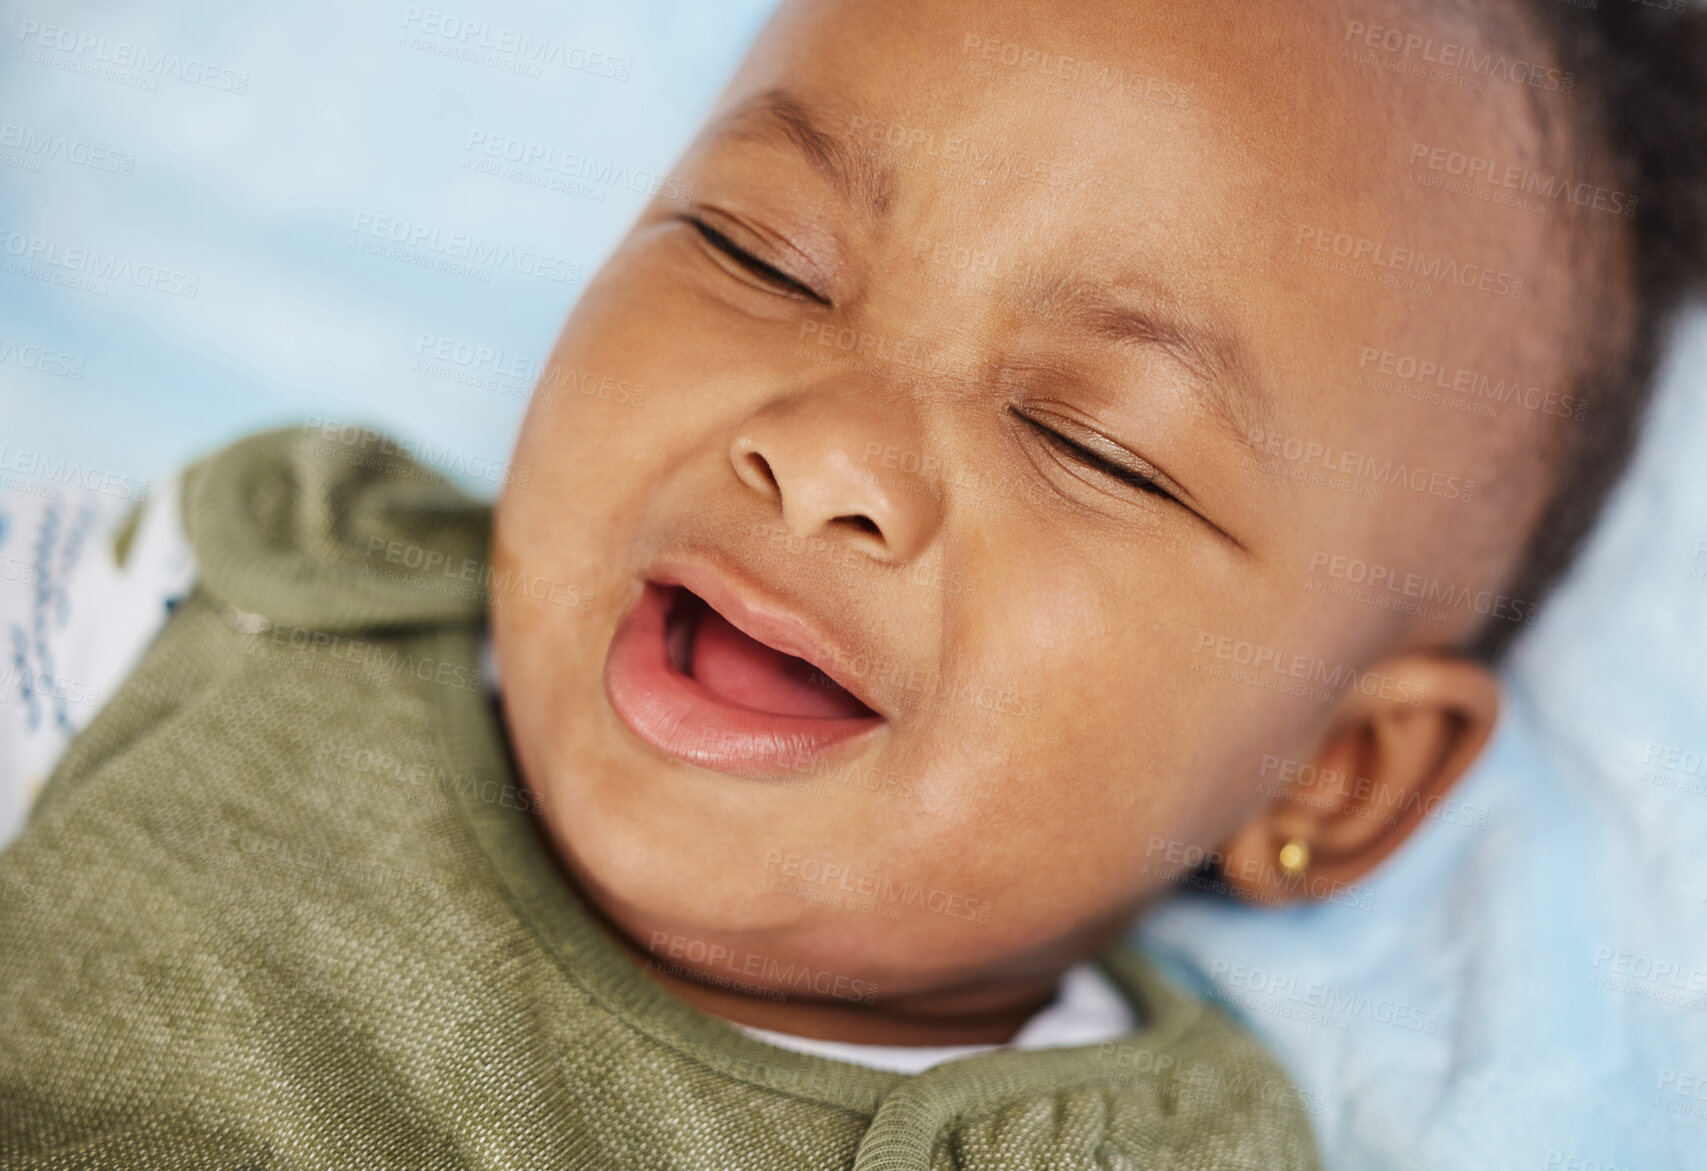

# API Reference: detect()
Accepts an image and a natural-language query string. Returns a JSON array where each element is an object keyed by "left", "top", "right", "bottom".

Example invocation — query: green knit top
[{"left": 0, "top": 428, "right": 1323, "bottom": 1170}]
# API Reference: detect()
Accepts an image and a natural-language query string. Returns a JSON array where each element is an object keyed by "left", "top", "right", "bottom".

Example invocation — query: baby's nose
[{"left": 728, "top": 391, "right": 944, "bottom": 564}]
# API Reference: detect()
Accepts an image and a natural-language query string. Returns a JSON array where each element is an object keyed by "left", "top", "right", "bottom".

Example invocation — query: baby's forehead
[
  {"left": 723, "top": 1, "right": 1563, "bottom": 416},
  {"left": 735, "top": 0, "right": 1525, "bottom": 176},
  {"left": 727, "top": 0, "right": 1557, "bottom": 285}
]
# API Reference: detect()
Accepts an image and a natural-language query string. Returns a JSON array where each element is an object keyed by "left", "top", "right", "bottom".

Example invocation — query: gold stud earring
[{"left": 1278, "top": 838, "right": 1311, "bottom": 877}]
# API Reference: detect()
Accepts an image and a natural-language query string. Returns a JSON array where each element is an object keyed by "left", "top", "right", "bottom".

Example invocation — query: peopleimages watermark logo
[
  {"left": 15, "top": 19, "right": 250, "bottom": 94},
  {"left": 845, "top": 112, "right": 1083, "bottom": 192},
  {"left": 1244, "top": 427, "right": 1476, "bottom": 504},
  {"left": 1588, "top": 945, "right": 1707, "bottom": 1012},
  {"left": 759, "top": 850, "right": 994, "bottom": 924},
  {"left": 1341, "top": 18, "right": 1575, "bottom": 94},
  {"left": 303, "top": 416, "right": 528, "bottom": 487},
  {"left": 0, "top": 337, "right": 84, "bottom": 381},
  {"left": 645, "top": 932, "right": 879, "bottom": 1006},
  {"left": 1406, "top": 140, "right": 1636, "bottom": 219},
  {"left": 0, "top": 446, "right": 148, "bottom": 500},
  {"left": 1293, "top": 223, "right": 1526, "bottom": 299},
  {"left": 0, "top": 122, "right": 134, "bottom": 176},
  {"left": 1543, "top": 1154, "right": 1639, "bottom": 1171},
  {"left": 1305, "top": 549, "right": 1541, "bottom": 628},
  {"left": 409, "top": 333, "right": 645, "bottom": 408},
  {"left": 1355, "top": 346, "right": 1588, "bottom": 422},
  {"left": 411, "top": 332, "right": 543, "bottom": 400},
  {"left": 959, "top": 33, "right": 1193, "bottom": 110},
  {"left": 462, "top": 131, "right": 693, "bottom": 205},
  {"left": 312, "top": 739, "right": 539, "bottom": 817},
  {"left": 1193, "top": 629, "right": 1427, "bottom": 708},
  {"left": 1257, "top": 754, "right": 1489, "bottom": 830},
  {"left": 753, "top": 517, "right": 972, "bottom": 597},
  {"left": 235, "top": 615, "right": 487, "bottom": 696},
  {"left": 1206, "top": 959, "right": 1441, "bottom": 1034},
  {"left": 0, "top": 662, "right": 102, "bottom": 710},
  {"left": 1632, "top": 741, "right": 1707, "bottom": 800},
  {"left": 1655, "top": 1069, "right": 1707, "bottom": 1123},
  {"left": 0, "top": 227, "right": 200, "bottom": 298},
  {"left": 361, "top": 535, "right": 594, "bottom": 612},
  {"left": 398, "top": 7, "right": 631, "bottom": 81},
  {"left": 1143, "top": 835, "right": 1376, "bottom": 910},
  {"left": 348, "top": 211, "right": 581, "bottom": 285}
]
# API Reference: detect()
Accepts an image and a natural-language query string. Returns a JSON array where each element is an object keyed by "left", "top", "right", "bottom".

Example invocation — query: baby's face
[{"left": 494, "top": 0, "right": 1568, "bottom": 1002}]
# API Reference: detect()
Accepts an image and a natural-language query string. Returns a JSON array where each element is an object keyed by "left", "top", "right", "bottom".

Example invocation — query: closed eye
[
  {"left": 689, "top": 217, "right": 829, "bottom": 305},
  {"left": 1013, "top": 408, "right": 1178, "bottom": 504}
]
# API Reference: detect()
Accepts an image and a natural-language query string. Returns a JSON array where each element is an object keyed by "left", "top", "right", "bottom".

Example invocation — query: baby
[{"left": 3, "top": 0, "right": 1705, "bottom": 1166}]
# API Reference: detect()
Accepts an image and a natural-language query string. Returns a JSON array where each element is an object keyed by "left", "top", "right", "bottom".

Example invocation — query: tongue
[{"left": 689, "top": 605, "right": 874, "bottom": 719}]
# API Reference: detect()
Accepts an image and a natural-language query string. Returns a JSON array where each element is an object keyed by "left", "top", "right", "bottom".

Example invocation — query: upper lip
[{"left": 645, "top": 555, "right": 886, "bottom": 719}]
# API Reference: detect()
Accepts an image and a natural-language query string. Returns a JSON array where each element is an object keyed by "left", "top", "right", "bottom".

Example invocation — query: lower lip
[{"left": 603, "top": 581, "right": 885, "bottom": 778}]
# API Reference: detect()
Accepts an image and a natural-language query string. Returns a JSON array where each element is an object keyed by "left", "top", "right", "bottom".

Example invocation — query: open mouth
[
  {"left": 663, "top": 586, "right": 877, "bottom": 719},
  {"left": 603, "top": 579, "right": 884, "bottom": 778}
]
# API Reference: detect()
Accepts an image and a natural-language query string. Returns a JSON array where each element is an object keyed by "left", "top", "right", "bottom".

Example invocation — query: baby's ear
[{"left": 1216, "top": 653, "right": 1499, "bottom": 906}]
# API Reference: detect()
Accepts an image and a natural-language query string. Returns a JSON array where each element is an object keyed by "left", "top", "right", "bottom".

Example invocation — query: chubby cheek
[
  {"left": 499, "top": 257, "right": 724, "bottom": 627},
  {"left": 928, "top": 533, "right": 1301, "bottom": 923},
  {"left": 894, "top": 554, "right": 1169, "bottom": 931},
  {"left": 490, "top": 327, "right": 685, "bottom": 796}
]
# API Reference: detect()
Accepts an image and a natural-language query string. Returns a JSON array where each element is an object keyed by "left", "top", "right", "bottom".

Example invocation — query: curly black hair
[{"left": 1468, "top": 0, "right": 1707, "bottom": 663}]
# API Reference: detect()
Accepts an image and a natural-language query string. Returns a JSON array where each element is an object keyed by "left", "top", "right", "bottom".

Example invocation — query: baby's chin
[{"left": 551, "top": 780, "right": 1113, "bottom": 1004}]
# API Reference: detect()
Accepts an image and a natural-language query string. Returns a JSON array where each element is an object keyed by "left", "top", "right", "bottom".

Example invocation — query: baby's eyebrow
[
  {"left": 703, "top": 87, "right": 896, "bottom": 221},
  {"left": 1027, "top": 273, "right": 1275, "bottom": 450}
]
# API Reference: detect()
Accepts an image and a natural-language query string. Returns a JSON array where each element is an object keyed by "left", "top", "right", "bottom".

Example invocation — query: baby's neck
[{"left": 637, "top": 953, "right": 1063, "bottom": 1046}]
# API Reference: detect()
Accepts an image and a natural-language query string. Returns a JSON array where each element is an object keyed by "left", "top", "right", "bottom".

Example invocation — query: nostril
[
  {"left": 833, "top": 514, "right": 882, "bottom": 537},
  {"left": 740, "top": 450, "right": 780, "bottom": 495}
]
